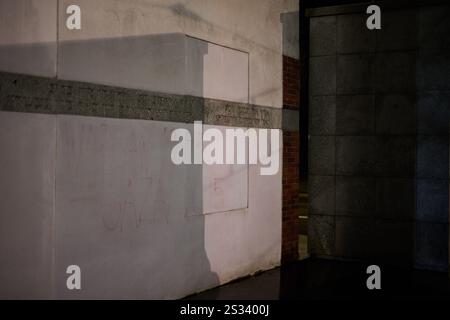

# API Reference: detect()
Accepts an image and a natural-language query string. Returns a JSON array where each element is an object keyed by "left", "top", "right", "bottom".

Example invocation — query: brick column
[{"left": 282, "top": 55, "right": 300, "bottom": 262}]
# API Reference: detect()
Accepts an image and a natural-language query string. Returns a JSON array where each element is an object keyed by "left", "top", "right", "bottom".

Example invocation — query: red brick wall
[
  {"left": 283, "top": 55, "right": 300, "bottom": 110},
  {"left": 281, "top": 55, "right": 300, "bottom": 262}
]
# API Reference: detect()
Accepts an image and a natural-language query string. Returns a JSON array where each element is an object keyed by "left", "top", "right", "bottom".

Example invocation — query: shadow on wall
[{"left": 0, "top": 33, "right": 222, "bottom": 299}]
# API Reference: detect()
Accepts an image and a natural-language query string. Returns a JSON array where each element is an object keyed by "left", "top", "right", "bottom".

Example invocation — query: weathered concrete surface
[
  {"left": 59, "top": 34, "right": 249, "bottom": 103},
  {"left": 204, "top": 128, "right": 282, "bottom": 284},
  {"left": 0, "top": 111, "right": 55, "bottom": 299},
  {"left": 0, "top": 0, "right": 292, "bottom": 298},
  {"left": 0, "top": 0, "right": 57, "bottom": 77},
  {"left": 0, "top": 111, "right": 281, "bottom": 299},
  {"left": 58, "top": 33, "right": 189, "bottom": 97},
  {"left": 0, "top": 71, "right": 282, "bottom": 129},
  {"left": 57, "top": 0, "right": 298, "bottom": 108},
  {"left": 54, "top": 117, "right": 280, "bottom": 299},
  {"left": 55, "top": 116, "right": 213, "bottom": 299},
  {"left": 281, "top": 11, "right": 299, "bottom": 59},
  {"left": 0, "top": 0, "right": 298, "bottom": 108}
]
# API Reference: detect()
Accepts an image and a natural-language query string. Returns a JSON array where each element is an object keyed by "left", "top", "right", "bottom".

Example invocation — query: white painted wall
[
  {"left": 202, "top": 125, "right": 249, "bottom": 215},
  {"left": 0, "top": 0, "right": 298, "bottom": 107},
  {"left": 58, "top": 34, "right": 250, "bottom": 103},
  {"left": 0, "top": 0, "right": 57, "bottom": 77},
  {"left": 0, "top": 0, "right": 294, "bottom": 299},
  {"left": 0, "top": 111, "right": 281, "bottom": 299},
  {"left": 0, "top": 112, "right": 55, "bottom": 299}
]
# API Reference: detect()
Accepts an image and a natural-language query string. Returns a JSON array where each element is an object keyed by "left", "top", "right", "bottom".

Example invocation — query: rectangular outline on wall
[
  {"left": 181, "top": 35, "right": 251, "bottom": 217},
  {"left": 201, "top": 124, "right": 250, "bottom": 216},
  {"left": 185, "top": 34, "right": 250, "bottom": 104}
]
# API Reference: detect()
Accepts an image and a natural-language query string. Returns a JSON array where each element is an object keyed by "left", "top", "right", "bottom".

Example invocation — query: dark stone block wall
[{"left": 308, "top": 4, "right": 449, "bottom": 270}]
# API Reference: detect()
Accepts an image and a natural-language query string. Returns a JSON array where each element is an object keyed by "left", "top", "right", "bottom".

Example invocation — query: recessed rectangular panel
[
  {"left": 186, "top": 37, "right": 249, "bottom": 103},
  {"left": 202, "top": 125, "right": 248, "bottom": 215}
]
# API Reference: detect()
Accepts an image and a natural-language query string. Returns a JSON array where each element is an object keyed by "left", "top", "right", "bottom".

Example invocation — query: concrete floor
[{"left": 185, "top": 258, "right": 450, "bottom": 300}]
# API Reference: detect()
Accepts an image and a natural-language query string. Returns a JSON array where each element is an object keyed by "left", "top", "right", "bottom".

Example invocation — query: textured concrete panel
[
  {"left": 373, "top": 52, "right": 416, "bottom": 93},
  {"left": 281, "top": 11, "right": 300, "bottom": 59},
  {"left": 419, "top": 5, "right": 450, "bottom": 51},
  {"left": 372, "top": 220, "right": 414, "bottom": 266},
  {"left": 309, "top": 56, "right": 336, "bottom": 95},
  {"left": 375, "top": 178, "right": 415, "bottom": 220},
  {"left": 205, "top": 144, "right": 282, "bottom": 284},
  {"left": 0, "top": 111, "right": 55, "bottom": 299},
  {"left": 308, "top": 4, "right": 450, "bottom": 271},
  {"left": 417, "top": 91, "right": 450, "bottom": 135},
  {"left": 309, "top": 136, "right": 335, "bottom": 175},
  {"left": 203, "top": 99, "right": 282, "bottom": 129},
  {"left": 309, "top": 96, "right": 336, "bottom": 135},
  {"left": 53, "top": 115, "right": 281, "bottom": 299},
  {"left": 309, "top": 175, "right": 335, "bottom": 216},
  {"left": 0, "top": 72, "right": 281, "bottom": 129},
  {"left": 336, "top": 136, "right": 376, "bottom": 176},
  {"left": 375, "top": 9, "right": 417, "bottom": 51},
  {"left": 337, "top": 218, "right": 414, "bottom": 265},
  {"left": 308, "top": 215, "right": 335, "bottom": 256},
  {"left": 336, "top": 176, "right": 375, "bottom": 217},
  {"left": 282, "top": 109, "right": 299, "bottom": 132},
  {"left": 337, "top": 54, "right": 373, "bottom": 94},
  {"left": 375, "top": 136, "right": 415, "bottom": 178},
  {"left": 61, "top": 32, "right": 251, "bottom": 103},
  {"left": 335, "top": 216, "right": 372, "bottom": 259},
  {"left": 336, "top": 95, "right": 374, "bottom": 135},
  {"left": 417, "top": 135, "right": 449, "bottom": 179},
  {"left": 415, "top": 222, "right": 449, "bottom": 271},
  {"left": 337, "top": 13, "right": 375, "bottom": 54},
  {"left": 417, "top": 52, "right": 450, "bottom": 91},
  {"left": 58, "top": 33, "right": 188, "bottom": 96},
  {"left": 375, "top": 94, "right": 416, "bottom": 135},
  {"left": 310, "top": 16, "right": 336, "bottom": 56},
  {"left": 57, "top": 0, "right": 290, "bottom": 108},
  {"left": 0, "top": 0, "right": 57, "bottom": 77},
  {"left": 416, "top": 179, "right": 449, "bottom": 223},
  {"left": 55, "top": 116, "right": 214, "bottom": 299}
]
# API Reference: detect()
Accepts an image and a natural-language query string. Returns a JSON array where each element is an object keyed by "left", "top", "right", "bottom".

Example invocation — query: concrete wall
[
  {"left": 281, "top": 11, "right": 299, "bottom": 60},
  {"left": 0, "top": 0, "right": 57, "bottom": 77},
  {"left": 0, "top": 0, "right": 299, "bottom": 108},
  {"left": 0, "top": 0, "right": 295, "bottom": 298},
  {"left": 0, "top": 113, "right": 55, "bottom": 299},
  {"left": 0, "top": 111, "right": 281, "bottom": 299},
  {"left": 59, "top": 34, "right": 250, "bottom": 103},
  {"left": 308, "top": 4, "right": 449, "bottom": 271}
]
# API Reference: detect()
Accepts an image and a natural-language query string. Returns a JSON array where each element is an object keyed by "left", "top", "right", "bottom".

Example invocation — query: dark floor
[{"left": 186, "top": 258, "right": 450, "bottom": 300}]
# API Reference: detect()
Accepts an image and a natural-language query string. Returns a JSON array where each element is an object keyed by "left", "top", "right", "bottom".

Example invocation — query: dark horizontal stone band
[{"left": 0, "top": 72, "right": 282, "bottom": 129}]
